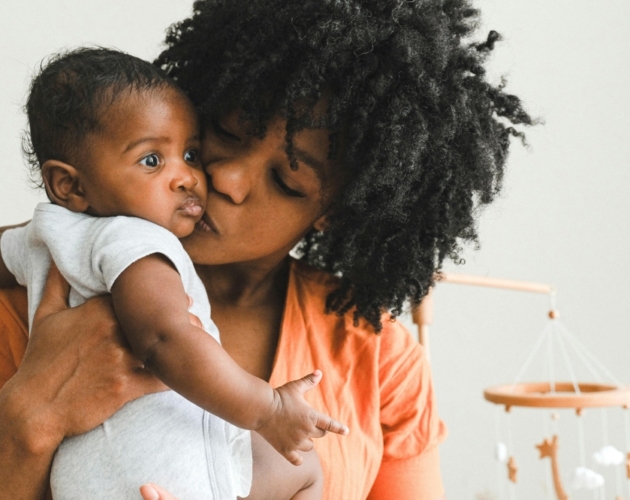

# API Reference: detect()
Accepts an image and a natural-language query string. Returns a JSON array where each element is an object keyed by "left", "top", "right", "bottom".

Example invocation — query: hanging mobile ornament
[{"left": 414, "top": 273, "right": 630, "bottom": 500}]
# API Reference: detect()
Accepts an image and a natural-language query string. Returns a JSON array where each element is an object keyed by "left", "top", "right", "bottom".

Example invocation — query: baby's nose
[{"left": 171, "top": 162, "right": 199, "bottom": 191}]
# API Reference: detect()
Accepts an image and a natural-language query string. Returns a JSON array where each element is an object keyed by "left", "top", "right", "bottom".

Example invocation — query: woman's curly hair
[{"left": 156, "top": 0, "right": 533, "bottom": 332}]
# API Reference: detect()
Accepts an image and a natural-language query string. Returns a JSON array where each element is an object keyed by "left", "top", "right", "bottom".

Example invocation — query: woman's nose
[{"left": 205, "top": 160, "right": 252, "bottom": 205}]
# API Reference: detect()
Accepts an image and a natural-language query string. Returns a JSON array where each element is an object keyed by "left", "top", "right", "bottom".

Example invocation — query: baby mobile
[{"left": 413, "top": 274, "right": 630, "bottom": 500}]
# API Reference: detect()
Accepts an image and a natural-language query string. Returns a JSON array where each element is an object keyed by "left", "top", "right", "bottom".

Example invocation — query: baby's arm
[{"left": 111, "top": 254, "right": 348, "bottom": 464}]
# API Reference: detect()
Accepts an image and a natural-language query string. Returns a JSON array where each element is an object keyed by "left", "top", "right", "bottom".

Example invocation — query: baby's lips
[{"left": 179, "top": 197, "right": 203, "bottom": 217}]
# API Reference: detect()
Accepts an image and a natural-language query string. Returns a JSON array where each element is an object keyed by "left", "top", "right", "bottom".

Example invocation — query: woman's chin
[{"left": 181, "top": 231, "right": 228, "bottom": 265}]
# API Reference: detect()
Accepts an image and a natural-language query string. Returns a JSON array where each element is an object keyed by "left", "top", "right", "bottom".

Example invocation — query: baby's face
[{"left": 79, "top": 87, "right": 207, "bottom": 238}]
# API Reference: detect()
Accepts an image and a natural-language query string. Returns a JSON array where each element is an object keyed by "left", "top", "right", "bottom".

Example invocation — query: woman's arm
[
  {"left": 0, "top": 264, "right": 166, "bottom": 500},
  {"left": 0, "top": 374, "right": 56, "bottom": 500},
  {"left": 367, "top": 452, "right": 446, "bottom": 500},
  {"left": 366, "top": 319, "right": 448, "bottom": 500}
]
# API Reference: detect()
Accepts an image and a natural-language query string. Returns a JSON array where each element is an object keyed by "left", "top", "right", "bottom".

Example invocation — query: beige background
[{"left": 1, "top": 1, "right": 629, "bottom": 498}]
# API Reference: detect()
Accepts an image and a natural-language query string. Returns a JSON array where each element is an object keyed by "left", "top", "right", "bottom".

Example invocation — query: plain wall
[{"left": 1, "top": 1, "right": 629, "bottom": 499}]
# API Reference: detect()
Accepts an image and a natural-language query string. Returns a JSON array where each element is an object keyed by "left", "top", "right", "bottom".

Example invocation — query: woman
[{"left": 0, "top": 0, "right": 531, "bottom": 499}]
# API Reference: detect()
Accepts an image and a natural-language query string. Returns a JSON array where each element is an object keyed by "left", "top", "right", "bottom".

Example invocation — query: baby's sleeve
[
  {"left": 0, "top": 225, "right": 31, "bottom": 287},
  {"left": 89, "top": 217, "right": 188, "bottom": 293}
]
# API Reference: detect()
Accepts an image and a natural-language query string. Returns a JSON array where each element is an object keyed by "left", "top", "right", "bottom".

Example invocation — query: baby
[{"left": 0, "top": 48, "right": 347, "bottom": 499}]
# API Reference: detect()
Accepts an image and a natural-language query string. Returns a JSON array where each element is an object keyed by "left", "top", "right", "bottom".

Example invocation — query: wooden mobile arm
[
  {"left": 437, "top": 273, "right": 556, "bottom": 295},
  {"left": 411, "top": 273, "right": 556, "bottom": 360}
]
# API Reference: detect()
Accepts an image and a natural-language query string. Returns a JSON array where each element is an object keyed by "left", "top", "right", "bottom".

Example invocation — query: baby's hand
[
  {"left": 140, "top": 483, "right": 179, "bottom": 500},
  {"left": 257, "top": 370, "right": 349, "bottom": 465}
]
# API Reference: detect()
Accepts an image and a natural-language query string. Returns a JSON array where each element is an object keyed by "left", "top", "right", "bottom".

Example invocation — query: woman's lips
[
  {"left": 178, "top": 197, "right": 203, "bottom": 217},
  {"left": 195, "top": 214, "right": 218, "bottom": 234}
]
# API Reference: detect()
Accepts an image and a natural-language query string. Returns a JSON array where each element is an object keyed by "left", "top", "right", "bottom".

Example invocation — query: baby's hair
[{"left": 23, "top": 47, "right": 179, "bottom": 185}]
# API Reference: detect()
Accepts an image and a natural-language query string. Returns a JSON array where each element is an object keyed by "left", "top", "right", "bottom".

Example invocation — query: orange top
[{"left": 0, "top": 259, "right": 446, "bottom": 500}]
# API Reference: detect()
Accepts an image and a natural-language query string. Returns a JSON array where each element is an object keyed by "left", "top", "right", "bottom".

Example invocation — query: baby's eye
[
  {"left": 184, "top": 149, "right": 199, "bottom": 164},
  {"left": 139, "top": 154, "right": 160, "bottom": 168}
]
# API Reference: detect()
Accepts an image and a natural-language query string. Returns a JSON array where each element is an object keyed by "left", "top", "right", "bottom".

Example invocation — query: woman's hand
[
  {"left": 140, "top": 483, "right": 180, "bottom": 500},
  {"left": 24, "top": 263, "right": 167, "bottom": 443},
  {"left": 0, "top": 263, "right": 166, "bottom": 499}
]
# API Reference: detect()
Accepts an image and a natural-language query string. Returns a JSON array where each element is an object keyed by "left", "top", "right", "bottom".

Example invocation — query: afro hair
[{"left": 156, "top": 0, "right": 533, "bottom": 331}]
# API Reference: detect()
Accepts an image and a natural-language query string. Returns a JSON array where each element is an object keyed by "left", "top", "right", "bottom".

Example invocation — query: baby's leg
[{"left": 241, "top": 432, "right": 323, "bottom": 500}]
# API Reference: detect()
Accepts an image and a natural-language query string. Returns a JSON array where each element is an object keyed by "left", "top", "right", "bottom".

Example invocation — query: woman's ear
[
  {"left": 41, "top": 159, "right": 90, "bottom": 212},
  {"left": 313, "top": 214, "right": 329, "bottom": 232}
]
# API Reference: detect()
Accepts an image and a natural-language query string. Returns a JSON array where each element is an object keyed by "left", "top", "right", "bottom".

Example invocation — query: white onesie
[{"left": 1, "top": 202, "right": 252, "bottom": 500}]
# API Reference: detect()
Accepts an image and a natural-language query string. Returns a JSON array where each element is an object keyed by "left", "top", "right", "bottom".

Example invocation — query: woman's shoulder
[
  {"left": 290, "top": 257, "right": 338, "bottom": 290},
  {"left": 288, "top": 258, "right": 421, "bottom": 354}
]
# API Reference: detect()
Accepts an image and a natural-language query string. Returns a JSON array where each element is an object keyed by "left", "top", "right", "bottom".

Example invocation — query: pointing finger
[
  {"left": 310, "top": 427, "right": 328, "bottom": 439},
  {"left": 315, "top": 414, "right": 349, "bottom": 436}
]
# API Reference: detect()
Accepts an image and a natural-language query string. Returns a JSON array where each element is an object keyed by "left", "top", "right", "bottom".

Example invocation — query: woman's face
[{"left": 182, "top": 110, "right": 339, "bottom": 267}]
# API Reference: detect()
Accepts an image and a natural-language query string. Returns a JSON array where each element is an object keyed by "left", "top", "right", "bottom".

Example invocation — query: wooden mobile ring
[{"left": 484, "top": 382, "right": 630, "bottom": 410}]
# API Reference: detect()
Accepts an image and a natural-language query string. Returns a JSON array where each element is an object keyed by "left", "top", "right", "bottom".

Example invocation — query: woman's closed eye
[
  {"left": 272, "top": 169, "right": 305, "bottom": 198},
  {"left": 212, "top": 120, "right": 240, "bottom": 141},
  {"left": 139, "top": 153, "right": 161, "bottom": 168}
]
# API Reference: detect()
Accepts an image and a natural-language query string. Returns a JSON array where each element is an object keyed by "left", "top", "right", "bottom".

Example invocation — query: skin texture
[{"left": 182, "top": 110, "right": 333, "bottom": 269}]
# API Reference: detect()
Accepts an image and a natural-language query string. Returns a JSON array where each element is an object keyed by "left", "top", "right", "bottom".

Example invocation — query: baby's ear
[{"left": 41, "top": 160, "right": 89, "bottom": 212}]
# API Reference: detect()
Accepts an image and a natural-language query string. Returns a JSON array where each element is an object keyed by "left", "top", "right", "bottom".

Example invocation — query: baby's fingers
[
  {"left": 286, "top": 450, "right": 303, "bottom": 466},
  {"left": 286, "top": 369, "right": 323, "bottom": 395},
  {"left": 139, "top": 483, "right": 180, "bottom": 500},
  {"left": 296, "top": 438, "right": 315, "bottom": 453},
  {"left": 314, "top": 413, "right": 349, "bottom": 436},
  {"left": 188, "top": 312, "right": 203, "bottom": 329},
  {"left": 310, "top": 427, "right": 328, "bottom": 439}
]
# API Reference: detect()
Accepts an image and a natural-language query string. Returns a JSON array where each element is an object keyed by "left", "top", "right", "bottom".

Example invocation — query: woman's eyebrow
[{"left": 292, "top": 147, "right": 326, "bottom": 173}]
